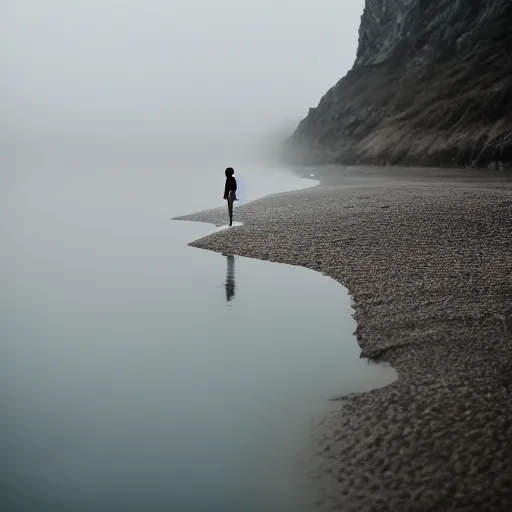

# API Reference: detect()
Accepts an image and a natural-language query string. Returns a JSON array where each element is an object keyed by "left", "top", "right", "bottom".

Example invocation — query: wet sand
[{"left": 175, "top": 165, "right": 512, "bottom": 511}]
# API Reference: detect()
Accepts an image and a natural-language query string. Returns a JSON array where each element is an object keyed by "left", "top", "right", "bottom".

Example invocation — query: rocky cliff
[{"left": 290, "top": 0, "right": 512, "bottom": 168}]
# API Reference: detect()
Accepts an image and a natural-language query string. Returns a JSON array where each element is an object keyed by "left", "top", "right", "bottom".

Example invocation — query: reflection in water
[{"left": 225, "top": 255, "right": 236, "bottom": 303}]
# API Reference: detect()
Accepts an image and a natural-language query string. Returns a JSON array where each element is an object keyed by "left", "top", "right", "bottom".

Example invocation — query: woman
[{"left": 223, "top": 167, "right": 237, "bottom": 226}]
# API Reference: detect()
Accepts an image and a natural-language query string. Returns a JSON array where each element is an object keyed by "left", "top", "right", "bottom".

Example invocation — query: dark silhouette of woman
[{"left": 223, "top": 167, "right": 237, "bottom": 227}]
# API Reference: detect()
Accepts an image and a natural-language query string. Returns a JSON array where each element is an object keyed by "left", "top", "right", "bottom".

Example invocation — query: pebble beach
[{"left": 175, "top": 165, "right": 512, "bottom": 511}]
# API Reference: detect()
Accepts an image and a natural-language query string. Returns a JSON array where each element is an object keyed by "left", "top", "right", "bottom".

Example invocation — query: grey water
[{"left": 0, "top": 156, "right": 396, "bottom": 511}]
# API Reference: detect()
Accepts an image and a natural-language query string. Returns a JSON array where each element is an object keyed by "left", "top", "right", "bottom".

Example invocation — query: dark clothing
[{"left": 223, "top": 176, "right": 237, "bottom": 200}]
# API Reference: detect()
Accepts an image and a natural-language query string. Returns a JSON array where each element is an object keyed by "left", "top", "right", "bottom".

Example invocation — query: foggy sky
[{"left": 2, "top": 1, "right": 364, "bottom": 152}]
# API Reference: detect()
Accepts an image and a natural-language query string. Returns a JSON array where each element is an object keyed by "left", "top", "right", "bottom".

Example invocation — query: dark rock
[{"left": 289, "top": 0, "right": 512, "bottom": 168}]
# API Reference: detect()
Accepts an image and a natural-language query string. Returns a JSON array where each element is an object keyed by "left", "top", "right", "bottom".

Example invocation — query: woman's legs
[{"left": 227, "top": 197, "right": 233, "bottom": 226}]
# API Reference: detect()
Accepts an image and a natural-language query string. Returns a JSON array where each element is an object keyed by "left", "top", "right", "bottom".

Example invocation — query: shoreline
[{"left": 174, "top": 165, "right": 512, "bottom": 510}]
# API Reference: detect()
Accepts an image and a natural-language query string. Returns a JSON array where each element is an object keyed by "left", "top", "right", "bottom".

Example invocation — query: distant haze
[{"left": 2, "top": 0, "right": 363, "bottom": 160}]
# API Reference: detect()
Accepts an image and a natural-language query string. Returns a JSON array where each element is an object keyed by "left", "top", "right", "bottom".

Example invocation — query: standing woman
[{"left": 223, "top": 167, "right": 237, "bottom": 226}]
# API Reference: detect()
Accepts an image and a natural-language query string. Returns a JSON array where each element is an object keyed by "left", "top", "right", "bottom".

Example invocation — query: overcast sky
[{"left": 2, "top": 0, "right": 364, "bottom": 150}]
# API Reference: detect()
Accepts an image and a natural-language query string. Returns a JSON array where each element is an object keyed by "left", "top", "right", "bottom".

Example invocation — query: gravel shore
[{"left": 175, "top": 166, "right": 512, "bottom": 511}]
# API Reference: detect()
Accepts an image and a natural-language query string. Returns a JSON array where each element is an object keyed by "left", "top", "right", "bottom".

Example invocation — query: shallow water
[{"left": 0, "top": 159, "right": 395, "bottom": 511}]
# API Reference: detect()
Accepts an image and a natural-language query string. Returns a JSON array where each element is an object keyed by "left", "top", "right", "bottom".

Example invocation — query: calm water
[{"left": 0, "top": 157, "right": 396, "bottom": 511}]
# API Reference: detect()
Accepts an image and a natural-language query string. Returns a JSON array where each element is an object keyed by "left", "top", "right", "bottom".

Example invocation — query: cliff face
[{"left": 290, "top": 0, "right": 512, "bottom": 168}]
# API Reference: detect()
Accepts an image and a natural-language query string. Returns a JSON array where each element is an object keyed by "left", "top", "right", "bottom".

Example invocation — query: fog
[
  {"left": 2, "top": 0, "right": 364, "bottom": 161},
  {"left": 2, "top": 4, "right": 375, "bottom": 508}
]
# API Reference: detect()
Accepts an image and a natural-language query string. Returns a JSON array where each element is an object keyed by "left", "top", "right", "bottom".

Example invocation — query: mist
[
  {"left": 2, "top": 0, "right": 364, "bottom": 163},
  {"left": 1, "top": 4, "right": 372, "bottom": 509}
]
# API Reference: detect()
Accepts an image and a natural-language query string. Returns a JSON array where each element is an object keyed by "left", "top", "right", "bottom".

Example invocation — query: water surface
[{"left": 0, "top": 159, "right": 395, "bottom": 511}]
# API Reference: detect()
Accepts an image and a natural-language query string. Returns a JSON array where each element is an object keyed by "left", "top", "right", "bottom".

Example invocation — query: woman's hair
[{"left": 225, "top": 167, "right": 235, "bottom": 177}]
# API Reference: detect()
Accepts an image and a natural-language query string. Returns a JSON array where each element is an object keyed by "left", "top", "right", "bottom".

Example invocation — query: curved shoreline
[{"left": 175, "top": 165, "right": 512, "bottom": 510}]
